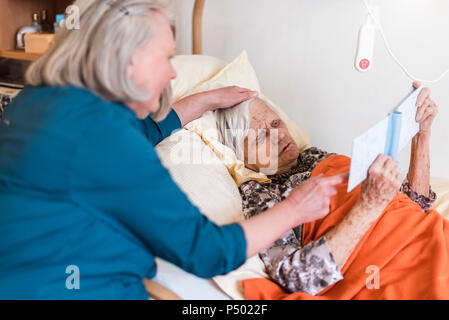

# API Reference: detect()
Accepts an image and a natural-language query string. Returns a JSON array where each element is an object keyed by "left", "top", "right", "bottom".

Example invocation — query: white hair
[
  {"left": 215, "top": 99, "right": 252, "bottom": 161},
  {"left": 215, "top": 97, "right": 280, "bottom": 161},
  {"left": 25, "top": 0, "right": 175, "bottom": 121}
]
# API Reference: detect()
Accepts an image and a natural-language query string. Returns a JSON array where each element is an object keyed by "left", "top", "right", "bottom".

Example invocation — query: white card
[
  {"left": 348, "top": 116, "right": 389, "bottom": 192},
  {"left": 347, "top": 87, "right": 423, "bottom": 192}
]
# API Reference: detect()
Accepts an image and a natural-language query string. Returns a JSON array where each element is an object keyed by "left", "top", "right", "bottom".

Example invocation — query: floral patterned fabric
[{"left": 239, "top": 147, "right": 436, "bottom": 294}]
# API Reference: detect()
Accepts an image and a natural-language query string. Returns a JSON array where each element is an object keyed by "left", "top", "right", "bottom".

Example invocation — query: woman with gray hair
[
  {"left": 215, "top": 93, "right": 438, "bottom": 295},
  {"left": 0, "top": 0, "right": 347, "bottom": 299}
]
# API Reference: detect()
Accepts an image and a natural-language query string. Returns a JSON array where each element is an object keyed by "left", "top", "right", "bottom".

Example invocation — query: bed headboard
[{"left": 192, "top": 0, "right": 206, "bottom": 54}]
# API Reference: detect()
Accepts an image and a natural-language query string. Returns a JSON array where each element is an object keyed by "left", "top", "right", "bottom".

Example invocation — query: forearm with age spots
[
  {"left": 325, "top": 200, "right": 381, "bottom": 270},
  {"left": 407, "top": 132, "right": 431, "bottom": 197}
]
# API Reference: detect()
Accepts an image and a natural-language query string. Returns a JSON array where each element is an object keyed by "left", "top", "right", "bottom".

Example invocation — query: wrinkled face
[
  {"left": 243, "top": 99, "right": 300, "bottom": 174},
  {"left": 126, "top": 10, "right": 177, "bottom": 119}
]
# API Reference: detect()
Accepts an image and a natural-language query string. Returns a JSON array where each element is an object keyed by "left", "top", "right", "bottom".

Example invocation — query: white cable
[{"left": 361, "top": 0, "right": 449, "bottom": 83}]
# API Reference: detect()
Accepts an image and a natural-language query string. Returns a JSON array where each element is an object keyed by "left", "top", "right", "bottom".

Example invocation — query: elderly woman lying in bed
[{"left": 215, "top": 83, "right": 439, "bottom": 296}]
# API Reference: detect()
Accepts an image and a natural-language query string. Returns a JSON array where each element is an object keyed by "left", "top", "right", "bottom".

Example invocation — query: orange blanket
[{"left": 243, "top": 155, "right": 449, "bottom": 299}]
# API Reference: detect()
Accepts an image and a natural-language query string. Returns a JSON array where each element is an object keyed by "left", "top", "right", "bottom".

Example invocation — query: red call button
[{"left": 359, "top": 59, "right": 370, "bottom": 70}]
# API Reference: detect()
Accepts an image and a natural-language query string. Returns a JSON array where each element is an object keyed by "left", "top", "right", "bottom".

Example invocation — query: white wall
[{"left": 175, "top": 0, "right": 449, "bottom": 180}]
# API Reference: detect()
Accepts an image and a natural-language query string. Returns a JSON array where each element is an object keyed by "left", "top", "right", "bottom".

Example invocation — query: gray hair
[
  {"left": 215, "top": 98, "right": 252, "bottom": 161},
  {"left": 25, "top": 0, "right": 175, "bottom": 121}
]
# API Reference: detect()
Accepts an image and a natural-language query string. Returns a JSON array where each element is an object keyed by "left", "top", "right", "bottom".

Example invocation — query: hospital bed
[{"left": 144, "top": 0, "right": 449, "bottom": 300}]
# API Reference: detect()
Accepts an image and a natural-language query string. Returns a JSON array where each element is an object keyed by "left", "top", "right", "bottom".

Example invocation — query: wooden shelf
[
  {"left": 0, "top": 0, "right": 73, "bottom": 61},
  {"left": 0, "top": 50, "right": 42, "bottom": 61}
]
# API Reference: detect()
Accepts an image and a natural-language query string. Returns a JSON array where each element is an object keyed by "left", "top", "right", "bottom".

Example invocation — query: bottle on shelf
[
  {"left": 41, "top": 10, "right": 53, "bottom": 33},
  {"left": 54, "top": 14, "right": 65, "bottom": 33},
  {"left": 16, "top": 13, "right": 42, "bottom": 50}
]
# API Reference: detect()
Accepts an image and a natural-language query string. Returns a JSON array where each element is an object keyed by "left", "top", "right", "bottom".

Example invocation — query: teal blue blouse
[{"left": 0, "top": 86, "right": 247, "bottom": 299}]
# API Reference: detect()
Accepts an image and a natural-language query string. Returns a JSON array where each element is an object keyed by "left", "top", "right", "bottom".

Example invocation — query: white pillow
[
  {"left": 171, "top": 55, "right": 227, "bottom": 103},
  {"left": 156, "top": 129, "right": 243, "bottom": 226},
  {"left": 431, "top": 178, "right": 449, "bottom": 219}
]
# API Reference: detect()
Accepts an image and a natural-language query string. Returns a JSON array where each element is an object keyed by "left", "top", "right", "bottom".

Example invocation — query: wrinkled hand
[
  {"left": 285, "top": 172, "right": 349, "bottom": 224},
  {"left": 413, "top": 82, "right": 438, "bottom": 134},
  {"left": 359, "top": 154, "right": 402, "bottom": 211},
  {"left": 206, "top": 86, "right": 258, "bottom": 111}
]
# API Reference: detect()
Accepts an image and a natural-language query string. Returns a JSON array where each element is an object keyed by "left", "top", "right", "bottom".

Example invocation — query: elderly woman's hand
[
  {"left": 359, "top": 154, "right": 402, "bottom": 211},
  {"left": 205, "top": 86, "right": 258, "bottom": 111},
  {"left": 413, "top": 82, "right": 439, "bottom": 134}
]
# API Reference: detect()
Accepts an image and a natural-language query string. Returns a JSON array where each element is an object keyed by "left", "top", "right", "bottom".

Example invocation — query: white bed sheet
[{"left": 153, "top": 258, "right": 231, "bottom": 300}]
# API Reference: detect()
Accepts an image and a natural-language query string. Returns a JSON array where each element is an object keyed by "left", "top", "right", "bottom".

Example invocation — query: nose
[
  {"left": 278, "top": 130, "right": 286, "bottom": 140},
  {"left": 269, "top": 129, "right": 285, "bottom": 146}
]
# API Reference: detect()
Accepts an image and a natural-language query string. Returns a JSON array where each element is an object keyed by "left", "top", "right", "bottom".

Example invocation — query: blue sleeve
[
  {"left": 141, "top": 109, "right": 182, "bottom": 146},
  {"left": 69, "top": 117, "right": 247, "bottom": 278}
]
